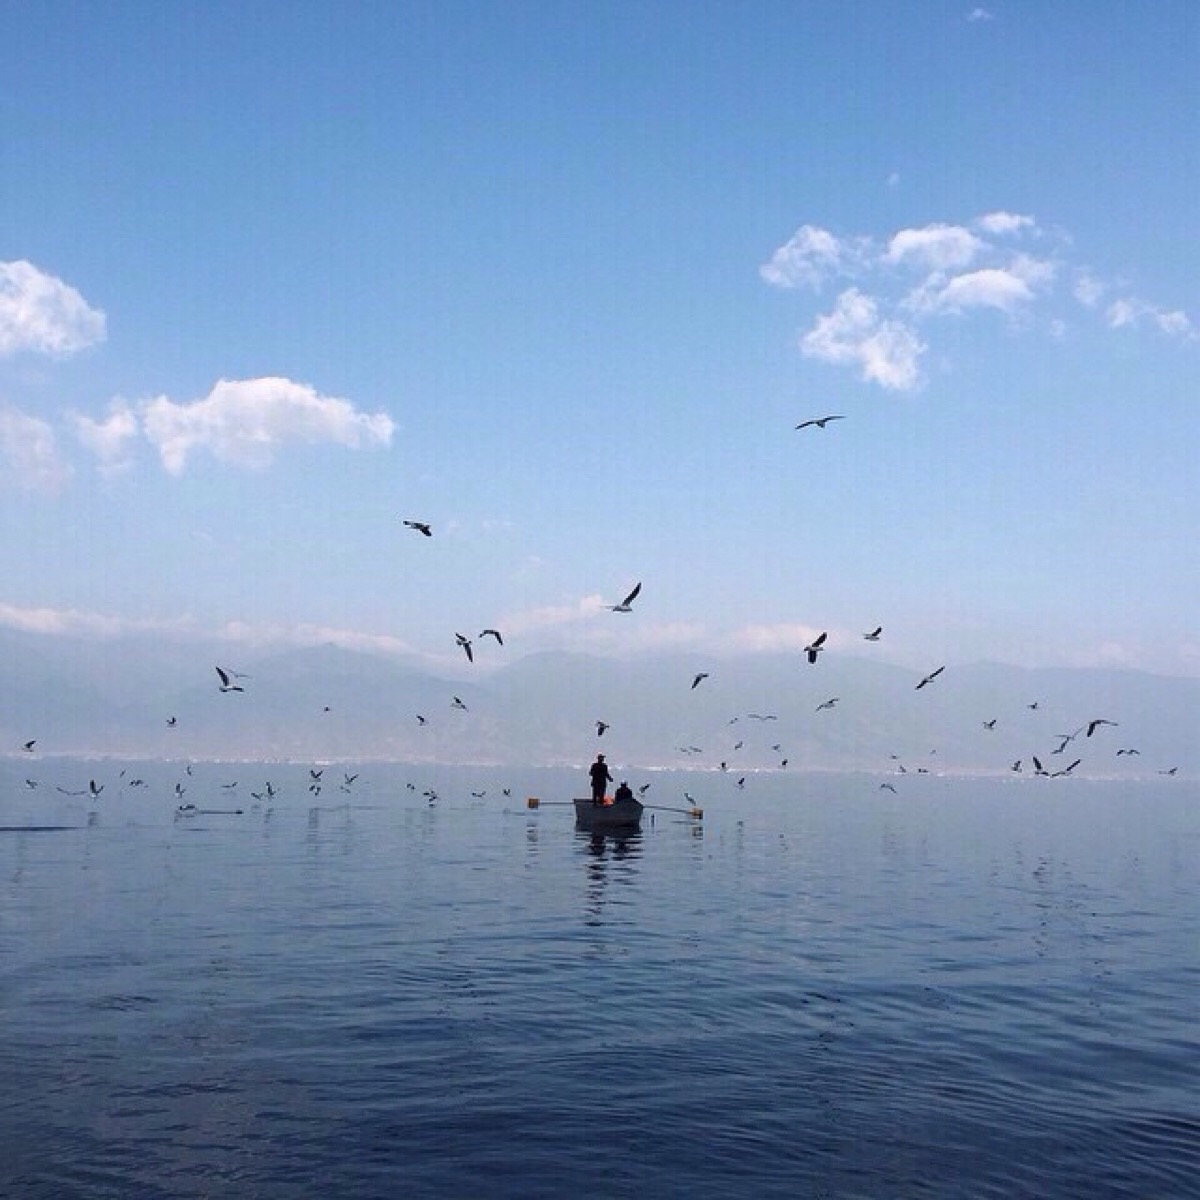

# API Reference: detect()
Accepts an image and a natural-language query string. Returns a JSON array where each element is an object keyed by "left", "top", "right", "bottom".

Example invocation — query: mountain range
[{"left": 1, "top": 629, "right": 1196, "bottom": 776}]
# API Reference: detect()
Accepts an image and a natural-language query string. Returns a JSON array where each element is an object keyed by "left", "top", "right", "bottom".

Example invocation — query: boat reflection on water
[{"left": 577, "top": 826, "right": 643, "bottom": 923}]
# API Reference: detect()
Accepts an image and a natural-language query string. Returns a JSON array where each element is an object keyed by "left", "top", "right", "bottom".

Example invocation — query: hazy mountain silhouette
[{"left": 1, "top": 631, "right": 1195, "bottom": 775}]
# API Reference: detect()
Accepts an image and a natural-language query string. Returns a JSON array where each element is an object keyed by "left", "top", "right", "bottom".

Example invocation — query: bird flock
[{"left": 8, "top": 470, "right": 1186, "bottom": 812}]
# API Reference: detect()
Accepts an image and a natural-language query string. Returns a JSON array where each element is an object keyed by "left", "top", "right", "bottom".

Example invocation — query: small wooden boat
[{"left": 572, "top": 796, "right": 644, "bottom": 830}]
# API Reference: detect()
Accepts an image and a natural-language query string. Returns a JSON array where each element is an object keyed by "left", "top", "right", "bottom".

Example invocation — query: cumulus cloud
[
  {"left": 975, "top": 211, "right": 1036, "bottom": 236},
  {"left": 0, "top": 260, "right": 106, "bottom": 357},
  {"left": 884, "top": 223, "right": 984, "bottom": 271},
  {"left": 1106, "top": 297, "right": 1194, "bottom": 339},
  {"left": 759, "top": 225, "right": 866, "bottom": 290},
  {"left": 763, "top": 211, "right": 1192, "bottom": 388},
  {"left": 0, "top": 405, "right": 72, "bottom": 493},
  {"left": 800, "top": 289, "right": 925, "bottom": 390},
  {"left": 139, "top": 376, "right": 396, "bottom": 473},
  {"left": 72, "top": 400, "right": 139, "bottom": 476}
]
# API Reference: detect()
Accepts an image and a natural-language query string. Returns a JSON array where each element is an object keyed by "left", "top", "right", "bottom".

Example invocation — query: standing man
[{"left": 589, "top": 753, "right": 612, "bottom": 806}]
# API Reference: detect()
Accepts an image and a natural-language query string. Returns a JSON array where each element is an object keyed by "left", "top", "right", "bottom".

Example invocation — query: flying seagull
[
  {"left": 479, "top": 628, "right": 503, "bottom": 645},
  {"left": 691, "top": 672, "right": 709, "bottom": 690},
  {"left": 22, "top": 739, "right": 35, "bottom": 752},
  {"left": 596, "top": 720, "right": 609, "bottom": 737},
  {"left": 862, "top": 627, "right": 882, "bottom": 641},
  {"left": 915, "top": 666, "right": 945, "bottom": 690},
  {"left": 795, "top": 415, "right": 845, "bottom": 430},
  {"left": 455, "top": 633, "right": 474, "bottom": 663},
  {"left": 1086, "top": 719, "right": 1118, "bottom": 737},
  {"left": 804, "top": 632, "right": 827, "bottom": 664},
  {"left": 816, "top": 698, "right": 839, "bottom": 711},
  {"left": 452, "top": 696, "right": 468, "bottom": 711},
  {"left": 215, "top": 666, "right": 244, "bottom": 693},
  {"left": 402, "top": 520, "right": 432, "bottom": 537},
  {"left": 609, "top": 582, "right": 642, "bottom": 612}
]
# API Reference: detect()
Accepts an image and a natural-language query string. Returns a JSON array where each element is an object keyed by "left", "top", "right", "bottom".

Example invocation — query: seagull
[
  {"left": 1032, "top": 756, "right": 1048, "bottom": 776},
  {"left": 795, "top": 415, "right": 845, "bottom": 430},
  {"left": 88, "top": 780, "right": 103, "bottom": 798},
  {"left": 747, "top": 713, "right": 778, "bottom": 721},
  {"left": 596, "top": 720, "right": 609, "bottom": 737},
  {"left": 451, "top": 696, "right": 469, "bottom": 711},
  {"left": 1116, "top": 748, "right": 1141, "bottom": 756},
  {"left": 1052, "top": 759, "right": 1081, "bottom": 777},
  {"left": 479, "top": 628, "right": 503, "bottom": 645},
  {"left": 880, "top": 782, "right": 897, "bottom": 793},
  {"left": 982, "top": 719, "right": 997, "bottom": 730},
  {"left": 166, "top": 716, "right": 177, "bottom": 727},
  {"left": 402, "top": 520, "right": 432, "bottom": 537},
  {"left": 691, "top": 672, "right": 709, "bottom": 690},
  {"left": 862, "top": 627, "right": 882, "bottom": 641},
  {"left": 1052, "top": 729, "right": 1083, "bottom": 754},
  {"left": 1086, "top": 719, "right": 1118, "bottom": 738},
  {"left": 416, "top": 714, "right": 427, "bottom": 725},
  {"left": 310, "top": 768, "right": 323, "bottom": 782},
  {"left": 215, "top": 666, "right": 244, "bottom": 693},
  {"left": 1011, "top": 760, "right": 1023, "bottom": 773},
  {"left": 609, "top": 582, "right": 642, "bottom": 612},
  {"left": 816, "top": 698, "right": 839, "bottom": 711},
  {"left": 915, "top": 666, "right": 945, "bottom": 690},
  {"left": 804, "top": 632, "right": 827, "bottom": 664},
  {"left": 1159, "top": 767, "right": 1178, "bottom": 776},
  {"left": 637, "top": 783, "right": 651, "bottom": 795},
  {"left": 455, "top": 633, "right": 474, "bottom": 663}
]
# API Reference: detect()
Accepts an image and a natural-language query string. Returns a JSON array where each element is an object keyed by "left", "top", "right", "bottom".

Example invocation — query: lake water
[{"left": 2, "top": 760, "right": 1197, "bottom": 1198}]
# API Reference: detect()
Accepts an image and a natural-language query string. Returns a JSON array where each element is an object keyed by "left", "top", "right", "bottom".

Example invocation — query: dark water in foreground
[{"left": 2, "top": 761, "right": 1197, "bottom": 1198}]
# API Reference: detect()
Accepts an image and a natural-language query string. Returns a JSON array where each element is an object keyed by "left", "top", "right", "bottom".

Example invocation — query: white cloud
[
  {"left": 974, "top": 211, "right": 1036, "bottom": 235},
  {"left": 0, "top": 260, "right": 106, "bottom": 357},
  {"left": 766, "top": 212, "right": 1193, "bottom": 389},
  {"left": 140, "top": 376, "right": 395, "bottom": 473},
  {"left": 0, "top": 405, "right": 72, "bottom": 493},
  {"left": 909, "top": 267, "right": 1037, "bottom": 316},
  {"left": 1073, "top": 271, "right": 1106, "bottom": 307},
  {"left": 966, "top": 7, "right": 995, "bottom": 21},
  {"left": 0, "top": 602, "right": 197, "bottom": 638},
  {"left": 72, "top": 400, "right": 139, "bottom": 476},
  {"left": 885, "top": 223, "right": 984, "bottom": 271},
  {"left": 1106, "top": 297, "right": 1194, "bottom": 338},
  {"left": 759, "top": 225, "right": 864, "bottom": 290},
  {"left": 728, "top": 623, "right": 828, "bottom": 653},
  {"left": 800, "top": 289, "right": 925, "bottom": 390}
]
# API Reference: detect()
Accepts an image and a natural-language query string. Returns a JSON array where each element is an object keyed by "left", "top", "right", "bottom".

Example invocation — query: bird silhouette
[
  {"left": 795, "top": 415, "right": 845, "bottom": 430},
  {"left": 452, "top": 696, "right": 469, "bottom": 711},
  {"left": 609, "top": 582, "right": 642, "bottom": 612},
  {"left": 215, "top": 666, "right": 244, "bottom": 693},
  {"left": 455, "top": 633, "right": 474, "bottom": 662},
  {"left": 862, "top": 627, "right": 882, "bottom": 641},
  {"left": 816, "top": 698, "right": 839, "bottom": 711},
  {"left": 596, "top": 720, "right": 609, "bottom": 737},
  {"left": 402, "top": 520, "right": 432, "bottom": 536},
  {"left": 1086, "top": 719, "right": 1118, "bottom": 737},
  {"left": 21, "top": 739, "right": 35, "bottom": 752},
  {"left": 915, "top": 666, "right": 945, "bottom": 690},
  {"left": 804, "top": 632, "right": 827, "bottom": 664},
  {"left": 691, "top": 672, "right": 709, "bottom": 689},
  {"left": 479, "top": 628, "right": 503, "bottom": 645}
]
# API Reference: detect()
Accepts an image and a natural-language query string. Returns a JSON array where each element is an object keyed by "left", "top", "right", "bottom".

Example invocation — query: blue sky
[{"left": 1, "top": 1, "right": 1196, "bottom": 679}]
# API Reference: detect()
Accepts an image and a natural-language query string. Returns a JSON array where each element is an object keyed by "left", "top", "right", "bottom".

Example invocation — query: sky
[{"left": 1, "top": 1, "right": 1197, "bottom": 682}]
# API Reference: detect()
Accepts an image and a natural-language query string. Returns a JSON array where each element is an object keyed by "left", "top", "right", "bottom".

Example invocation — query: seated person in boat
[
  {"left": 589, "top": 754, "right": 613, "bottom": 805},
  {"left": 613, "top": 781, "right": 634, "bottom": 805}
]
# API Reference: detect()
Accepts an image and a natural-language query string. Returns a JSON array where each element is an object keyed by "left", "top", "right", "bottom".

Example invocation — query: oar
[{"left": 643, "top": 803, "right": 703, "bottom": 819}]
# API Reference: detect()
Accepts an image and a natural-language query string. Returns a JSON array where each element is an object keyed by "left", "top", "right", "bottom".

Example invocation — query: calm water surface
[{"left": 2, "top": 762, "right": 1197, "bottom": 1198}]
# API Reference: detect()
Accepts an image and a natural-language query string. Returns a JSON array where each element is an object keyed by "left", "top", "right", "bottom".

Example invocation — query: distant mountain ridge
[{"left": 1, "top": 631, "right": 1196, "bottom": 776}]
